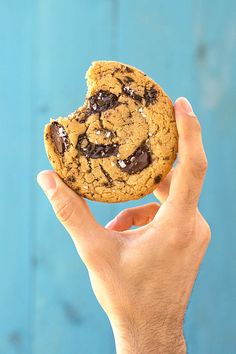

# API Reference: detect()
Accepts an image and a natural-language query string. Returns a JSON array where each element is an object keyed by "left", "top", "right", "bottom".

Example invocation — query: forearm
[{"left": 110, "top": 316, "right": 186, "bottom": 354}]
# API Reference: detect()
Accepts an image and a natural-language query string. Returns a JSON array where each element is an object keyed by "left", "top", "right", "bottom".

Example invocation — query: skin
[{"left": 37, "top": 97, "right": 211, "bottom": 354}]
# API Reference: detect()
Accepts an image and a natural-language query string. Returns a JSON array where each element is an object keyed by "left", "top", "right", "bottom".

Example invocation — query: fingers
[
  {"left": 167, "top": 97, "right": 208, "bottom": 209},
  {"left": 153, "top": 169, "right": 173, "bottom": 203},
  {"left": 37, "top": 170, "right": 102, "bottom": 252},
  {"left": 106, "top": 203, "right": 160, "bottom": 231}
]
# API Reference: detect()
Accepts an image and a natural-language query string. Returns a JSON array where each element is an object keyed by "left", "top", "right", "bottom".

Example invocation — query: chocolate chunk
[
  {"left": 67, "top": 175, "right": 76, "bottom": 183},
  {"left": 125, "top": 66, "right": 133, "bottom": 73},
  {"left": 77, "top": 134, "right": 119, "bottom": 159},
  {"left": 125, "top": 76, "right": 134, "bottom": 84},
  {"left": 100, "top": 165, "right": 113, "bottom": 185},
  {"left": 88, "top": 90, "right": 119, "bottom": 113},
  {"left": 116, "top": 78, "right": 124, "bottom": 86},
  {"left": 117, "top": 143, "right": 151, "bottom": 174},
  {"left": 50, "top": 122, "right": 69, "bottom": 155},
  {"left": 117, "top": 76, "right": 134, "bottom": 85},
  {"left": 124, "top": 76, "right": 134, "bottom": 84},
  {"left": 113, "top": 67, "right": 120, "bottom": 73},
  {"left": 144, "top": 87, "right": 158, "bottom": 106},
  {"left": 154, "top": 174, "right": 162, "bottom": 184},
  {"left": 117, "top": 77, "right": 142, "bottom": 102},
  {"left": 123, "top": 86, "right": 142, "bottom": 102}
]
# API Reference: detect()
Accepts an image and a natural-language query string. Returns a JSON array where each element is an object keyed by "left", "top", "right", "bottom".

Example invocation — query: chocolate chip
[
  {"left": 113, "top": 67, "right": 120, "bottom": 73},
  {"left": 88, "top": 90, "right": 119, "bottom": 113},
  {"left": 50, "top": 122, "right": 69, "bottom": 155},
  {"left": 123, "top": 86, "right": 142, "bottom": 102},
  {"left": 124, "top": 76, "right": 134, "bottom": 84},
  {"left": 125, "top": 66, "right": 133, "bottom": 73},
  {"left": 154, "top": 174, "right": 162, "bottom": 184},
  {"left": 116, "top": 78, "right": 124, "bottom": 85},
  {"left": 77, "top": 134, "right": 119, "bottom": 159},
  {"left": 117, "top": 143, "right": 151, "bottom": 174},
  {"left": 100, "top": 165, "right": 113, "bottom": 185},
  {"left": 117, "top": 77, "right": 142, "bottom": 102},
  {"left": 117, "top": 76, "right": 134, "bottom": 85},
  {"left": 67, "top": 176, "right": 76, "bottom": 183},
  {"left": 144, "top": 87, "right": 158, "bottom": 106},
  {"left": 125, "top": 76, "right": 134, "bottom": 83}
]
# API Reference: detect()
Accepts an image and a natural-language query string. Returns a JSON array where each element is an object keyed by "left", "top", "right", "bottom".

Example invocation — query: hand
[{"left": 37, "top": 97, "right": 211, "bottom": 354}]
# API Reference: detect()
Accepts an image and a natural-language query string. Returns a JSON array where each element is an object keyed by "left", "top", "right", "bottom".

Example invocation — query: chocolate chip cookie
[{"left": 44, "top": 61, "right": 178, "bottom": 203}]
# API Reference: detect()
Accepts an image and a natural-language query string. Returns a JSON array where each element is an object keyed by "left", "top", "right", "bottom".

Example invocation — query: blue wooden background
[{"left": 0, "top": 0, "right": 236, "bottom": 353}]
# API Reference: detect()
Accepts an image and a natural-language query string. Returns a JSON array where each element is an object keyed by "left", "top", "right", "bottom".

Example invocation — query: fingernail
[
  {"left": 37, "top": 171, "right": 57, "bottom": 198},
  {"left": 175, "top": 97, "right": 195, "bottom": 116}
]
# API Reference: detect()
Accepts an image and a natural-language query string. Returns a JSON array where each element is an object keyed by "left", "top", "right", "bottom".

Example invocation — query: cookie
[{"left": 44, "top": 61, "right": 178, "bottom": 203}]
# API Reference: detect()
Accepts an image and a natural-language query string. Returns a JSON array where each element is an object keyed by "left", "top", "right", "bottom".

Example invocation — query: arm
[{"left": 37, "top": 97, "right": 210, "bottom": 354}]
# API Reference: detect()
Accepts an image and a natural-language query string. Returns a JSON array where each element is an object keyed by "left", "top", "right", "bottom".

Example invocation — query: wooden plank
[
  {"left": 31, "top": 1, "right": 116, "bottom": 353},
  {"left": 185, "top": 1, "right": 236, "bottom": 353},
  {"left": 117, "top": 1, "right": 236, "bottom": 354},
  {"left": 0, "top": 1, "right": 33, "bottom": 353}
]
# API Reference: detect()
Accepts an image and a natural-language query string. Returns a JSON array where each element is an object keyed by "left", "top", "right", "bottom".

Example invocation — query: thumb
[{"left": 37, "top": 170, "right": 102, "bottom": 255}]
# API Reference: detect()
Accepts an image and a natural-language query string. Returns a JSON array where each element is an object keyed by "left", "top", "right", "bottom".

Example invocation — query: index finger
[{"left": 167, "top": 97, "right": 208, "bottom": 209}]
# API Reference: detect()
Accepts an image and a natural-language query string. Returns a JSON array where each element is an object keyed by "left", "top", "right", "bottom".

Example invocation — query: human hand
[{"left": 37, "top": 97, "right": 211, "bottom": 354}]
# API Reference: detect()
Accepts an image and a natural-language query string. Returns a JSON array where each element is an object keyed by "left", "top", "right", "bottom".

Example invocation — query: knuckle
[
  {"left": 54, "top": 200, "right": 75, "bottom": 225},
  {"left": 195, "top": 157, "right": 208, "bottom": 177},
  {"left": 199, "top": 221, "right": 211, "bottom": 246},
  {"left": 118, "top": 209, "right": 130, "bottom": 219},
  {"left": 189, "top": 155, "right": 208, "bottom": 179},
  {"left": 150, "top": 202, "right": 160, "bottom": 209},
  {"left": 199, "top": 154, "right": 208, "bottom": 171},
  {"left": 194, "top": 119, "right": 202, "bottom": 134}
]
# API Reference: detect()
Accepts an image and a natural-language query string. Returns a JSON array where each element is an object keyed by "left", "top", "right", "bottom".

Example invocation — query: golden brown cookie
[{"left": 44, "top": 61, "right": 178, "bottom": 203}]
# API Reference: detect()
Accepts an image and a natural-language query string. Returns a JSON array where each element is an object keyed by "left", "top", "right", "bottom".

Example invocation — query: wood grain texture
[
  {"left": 0, "top": 1, "right": 33, "bottom": 353},
  {"left": 31, "top": 1, "right": 115, "bottom": 353},
  {"left": 0, "top": 0, "right": 236, "bottom": 353}
]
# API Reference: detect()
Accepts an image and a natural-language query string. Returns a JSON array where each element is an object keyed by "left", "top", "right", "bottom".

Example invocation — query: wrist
[{"left": 110, "top": 314, "right": 186, "bottom": 354}]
